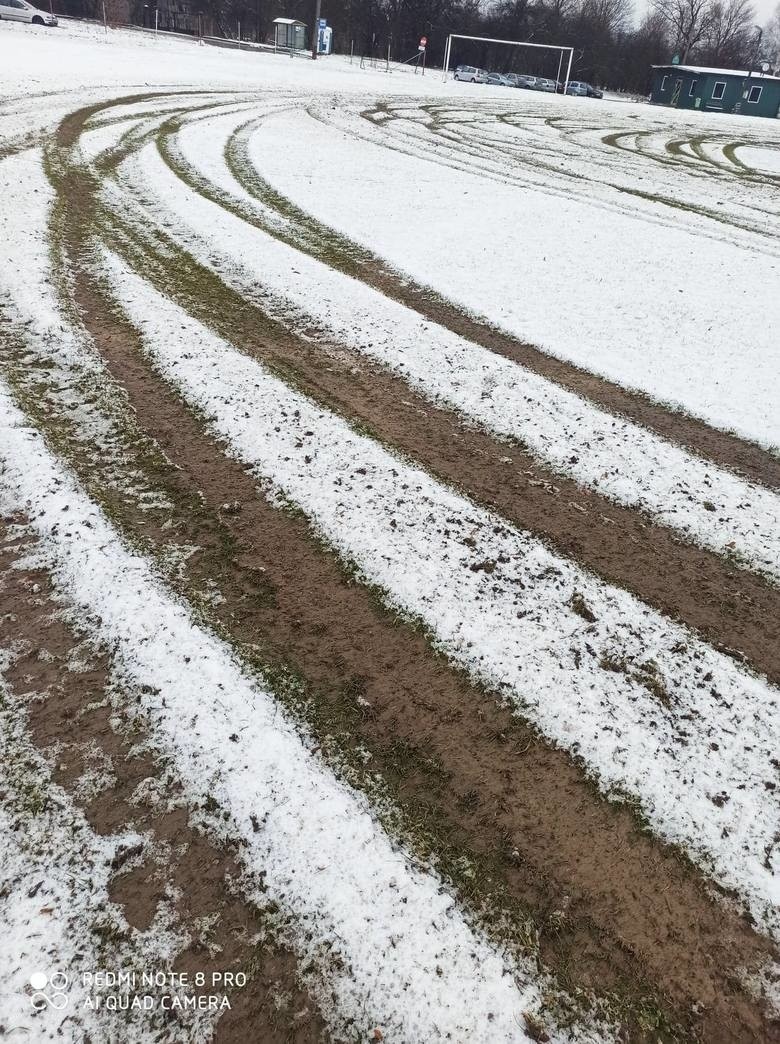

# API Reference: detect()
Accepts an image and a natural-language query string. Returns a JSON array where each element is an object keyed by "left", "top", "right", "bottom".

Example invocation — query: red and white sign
[{"left": 419, "top": 35, "right": 427, "bottom": 47}]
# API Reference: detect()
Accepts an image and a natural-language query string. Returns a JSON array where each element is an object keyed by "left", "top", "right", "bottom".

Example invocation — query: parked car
[
  {"left": 535, "top": 78, "right": 557, "bottom": 93},
  {"left": 486, "top": 72, "right": 512, "bottom": 86},
  {"left": 566, "top": 80, "right": 603, "bottom": 98},
  {"left": 512, "top": 74, "right": 538, "bottom": 89},
  {"left": 0, "top": 0, "right": 57, "bottom": 24},
  {"left": 454, "top": 65, "right": 488, "bottom": 83}
]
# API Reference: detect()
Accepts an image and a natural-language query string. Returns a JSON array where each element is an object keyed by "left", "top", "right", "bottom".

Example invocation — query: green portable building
[{"left": 650, "top": 65, "right": 780, "bottom": 118}]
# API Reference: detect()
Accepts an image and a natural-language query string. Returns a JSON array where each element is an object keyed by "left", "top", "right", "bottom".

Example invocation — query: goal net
[{"left": 442, "top": 34, "right": 574, "bottom": 90}]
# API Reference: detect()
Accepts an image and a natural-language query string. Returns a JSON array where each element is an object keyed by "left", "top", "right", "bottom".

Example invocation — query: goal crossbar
[{"left": 442, "top": 33, "right": 573, "bottom": 90}]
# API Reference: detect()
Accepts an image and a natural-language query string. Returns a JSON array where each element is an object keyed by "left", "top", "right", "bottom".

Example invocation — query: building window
[
  {"left": 747, "top": 85, "right": 762, "bottom": 103},
  {"left": 661, "top": 74, "right": 669, "bottom": 91},
  {"left": 688, "top": 79, "right": 698, "bottom": 97},
  {"left": 712, "top": 81, "right": 726, "bottom": 100}
]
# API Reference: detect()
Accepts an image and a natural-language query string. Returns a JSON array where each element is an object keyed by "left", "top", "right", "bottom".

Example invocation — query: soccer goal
[{"left": 442, "top": 33, "right": 574, "bottom": 91}]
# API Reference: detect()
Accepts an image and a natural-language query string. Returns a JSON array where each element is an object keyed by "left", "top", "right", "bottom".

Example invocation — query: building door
[{"left": 670, "top": 78, "right": 683, "bottom": 107}]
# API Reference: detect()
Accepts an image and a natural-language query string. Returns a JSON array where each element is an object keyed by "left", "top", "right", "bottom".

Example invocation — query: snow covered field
[
  {"left": 1, "top": 16, "right": 779, "bottom": 1044},
  {"left": 250, "top": 102, "right": 780, "bottom": 447}
]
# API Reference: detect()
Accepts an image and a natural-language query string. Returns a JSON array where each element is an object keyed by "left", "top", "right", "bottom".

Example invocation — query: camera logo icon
[{"left": 29, "top": 971, "right": 69, "bottom": 1011}]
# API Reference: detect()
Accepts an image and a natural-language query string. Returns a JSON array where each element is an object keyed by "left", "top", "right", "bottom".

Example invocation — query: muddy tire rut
[
  {"left": 2, "top": 93, "right": 778, "bottom": 1043},
  {"left": 171, "top": 108, "right": 780, "bottom": 492},
  {"left": 100, "top": 169, "right": 780, "bottom": 693},
  {"left": 9, "top": 96, "right": 772, "bottom": 1044},
  {"left": 0, "top": 521, "right": 325, "bottom": 1044}
]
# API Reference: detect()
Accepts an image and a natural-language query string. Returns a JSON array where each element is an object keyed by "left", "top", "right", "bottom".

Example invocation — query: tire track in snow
[
  {"left": 148, "top": 113, "right": 780, "bottom": 584},
  {"left": 0, "top": 145, "right": 580, "bottom": 1044},
  {"left": 82, "top": 138, "right": 780, "bottom": 695},
  {"left": 0, "top": 651, "right": 203, "bottom": 1043},
  {"left": 15, "top": 93, "right": 776, "bottom": 1039},
  {"left": 0, "top": 382, "right": 609, "bottom": 1044},
  {"left": 361, "top": 100, "right": 780, "bottom": 246},
  {"left": 8, "top": 145, "right": 642, "bottom": 1037},
  {"left": 223, "top": 108, "right": 780, "bottom": 490},
  {"left": 0, "top": 521, "right": 324, "bottom": 1044},
  {"left": 59, "top": 90, "right": 780, "bottom": 490},
  {"left": 7, "top": 205, "right": 750, "bottom": 1042},
  {"left": 102, "top": 248, "right": 780, "bottom": 946}
]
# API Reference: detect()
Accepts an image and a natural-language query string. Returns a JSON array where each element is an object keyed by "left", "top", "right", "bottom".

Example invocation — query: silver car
[
  {"left": 454, "top": 65, "right": 488, "bottom": 83},
  {"left": 0, "top": 0, "right": 57, "bottom": 24}
]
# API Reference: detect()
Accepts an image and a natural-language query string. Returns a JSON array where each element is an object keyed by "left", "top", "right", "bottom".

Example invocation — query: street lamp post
[
  {"left": 311, "top": 0, "right": 321, "bottom": 58},
  {"left": 736, "top": 25, "right": 763, "bottom": 113}
]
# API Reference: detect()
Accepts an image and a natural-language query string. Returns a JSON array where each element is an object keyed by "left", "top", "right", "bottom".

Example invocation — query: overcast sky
[
  {"left": 755, "top": 0, "right": 778, "bottom": 21},
  {"left": 736, "top": 0, "right": 775, "bottom": 23}
]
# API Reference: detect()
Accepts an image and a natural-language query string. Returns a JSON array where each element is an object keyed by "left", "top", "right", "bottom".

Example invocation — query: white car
[
  {"left": 0, "top": 0, "right": 57, "bottom": 25},
  {"left": 454, "top": 65, "right": 488, "bottom": 84}
]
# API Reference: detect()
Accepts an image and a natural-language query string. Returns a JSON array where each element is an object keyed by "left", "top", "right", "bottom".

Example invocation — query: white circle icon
[{"left": 28, "top": 971, "right": 69, "bottom": 1011}]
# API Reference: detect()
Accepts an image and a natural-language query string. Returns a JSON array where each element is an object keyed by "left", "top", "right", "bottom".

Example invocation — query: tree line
[{"left": 54, "top": 0, "right": 780, "bottom": 94}]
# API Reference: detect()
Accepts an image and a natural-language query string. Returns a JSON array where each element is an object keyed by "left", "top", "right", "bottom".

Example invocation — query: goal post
[{"left": 442, "top": 33, "right": 574, "bottom": 92}]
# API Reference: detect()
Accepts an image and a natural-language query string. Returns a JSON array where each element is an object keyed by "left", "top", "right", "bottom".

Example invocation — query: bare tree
[
  {"left": 765, "top": 1, "right": 780, "bottom": 68},
  {"left": 578, "top": 0, "right": 631, "bottom": 34},
  {"left": 567, "top": 0, "right": 632, "bottom": 83},
  {"left": 649, "top": 0, "right": 713, "bottom": 60},
  {"left": 700, "top": 0, "right": 755, "bottom": 65},
  {"left": 618, "top": 9, "right": 671, "bottom": 89},
  {"left": 537, "top": 0, "right": 574, "bottom": 35}
]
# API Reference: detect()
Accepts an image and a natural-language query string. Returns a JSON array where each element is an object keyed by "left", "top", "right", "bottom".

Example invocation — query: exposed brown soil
[
  {"left": 106, "top": 201, "right": 780, "bottom": 692},
  {"left": 394, "top": 279, "right": 780, "bottom": 494},
  {"left": 25, "top": 95, "right": 778, "bottom": 1042},
  {"left": 217, "top": 117, "right": 780, "bottom": 493},
  {"left": 332, "top": 259, "right": 780, "bottom": 491},
  {"left": 97, "top": 108, "right": 780, "bottom": 690},
  {"left": 0, "top": 520, "right": 325, "bottom": 1044},
  {"left": 50, "top": 254, "right": 779, "bottom": 1043}
]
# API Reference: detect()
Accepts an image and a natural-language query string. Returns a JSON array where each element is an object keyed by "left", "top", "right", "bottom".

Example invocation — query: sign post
[
  {"left": 418, "top": 35, "right": 427, "bottom": 75},
  {"left": 311, "top": 0, "right": 321, "bottom": 59}
]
